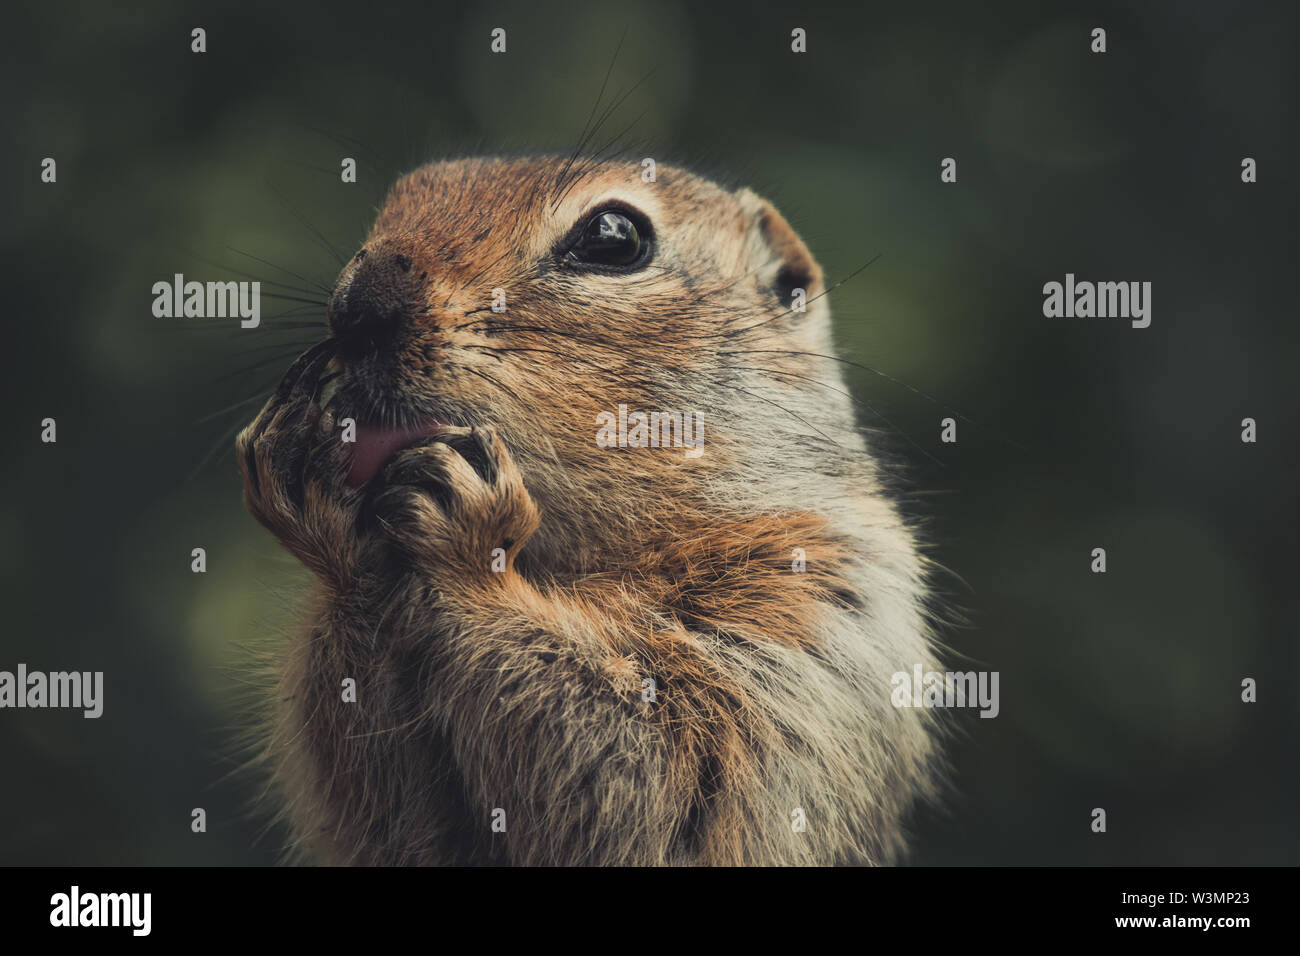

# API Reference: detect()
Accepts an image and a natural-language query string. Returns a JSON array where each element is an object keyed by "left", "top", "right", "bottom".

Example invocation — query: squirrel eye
[{"left": 568, "top": 210, "right": 647, "bottom": 268}]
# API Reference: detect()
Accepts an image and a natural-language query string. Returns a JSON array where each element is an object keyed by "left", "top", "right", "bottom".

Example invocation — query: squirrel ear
[{"left": 738, "top": 189, "right": 824, "bottom": 312}]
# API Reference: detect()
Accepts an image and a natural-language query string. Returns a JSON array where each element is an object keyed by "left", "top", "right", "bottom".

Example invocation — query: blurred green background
[{"left": 2, "top": 0, "right": 1296, "bottom": 865}]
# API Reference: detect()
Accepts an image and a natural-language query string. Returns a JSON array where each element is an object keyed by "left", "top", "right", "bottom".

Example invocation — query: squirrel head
[{"left": 323, "top": 155, "right": 840, "bottom": 568}]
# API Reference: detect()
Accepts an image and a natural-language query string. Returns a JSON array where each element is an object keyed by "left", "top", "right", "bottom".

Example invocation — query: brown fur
[{"left": 236, "top": 156, "right": 941, "bottom": 865}]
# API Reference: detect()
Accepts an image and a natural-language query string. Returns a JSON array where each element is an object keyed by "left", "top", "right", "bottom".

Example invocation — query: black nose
[{"left": 328, "top": 248, "right": 415, "bottom": 358}]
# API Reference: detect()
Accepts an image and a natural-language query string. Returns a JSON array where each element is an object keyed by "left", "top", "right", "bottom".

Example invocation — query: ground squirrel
[{"left": 236, "top": 155, "right": 941, "bottom": 865}]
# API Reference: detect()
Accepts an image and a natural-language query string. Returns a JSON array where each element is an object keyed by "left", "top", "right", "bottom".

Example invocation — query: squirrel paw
[
  {"left": 371, "top": 426, "right": 540, "bottom": 577},
  {"left": 235, "top": 341, "right": 359, "bottom": 580}
]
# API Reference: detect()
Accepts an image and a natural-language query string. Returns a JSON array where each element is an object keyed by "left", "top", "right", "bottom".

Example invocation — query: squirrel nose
[{"left": 328, "top": 248, "right": 415, "bottom": 357}]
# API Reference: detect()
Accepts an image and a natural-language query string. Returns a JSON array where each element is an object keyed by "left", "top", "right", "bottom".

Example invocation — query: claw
[
  {"left": 437, "top": 426, "right": 499, "bottom": 485},
  {"left": 272, "top": 339, "right": 337, "bottom": 407}
]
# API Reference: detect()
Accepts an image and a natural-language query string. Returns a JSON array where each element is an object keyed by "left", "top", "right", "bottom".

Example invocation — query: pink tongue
[{"left": 347, "top": 421, "right": 448, "bottom": 488}]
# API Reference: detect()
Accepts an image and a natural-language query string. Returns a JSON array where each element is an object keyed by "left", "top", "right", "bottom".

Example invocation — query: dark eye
[{"left": 566, "top": 209, "right": 650, "bottom": 269}]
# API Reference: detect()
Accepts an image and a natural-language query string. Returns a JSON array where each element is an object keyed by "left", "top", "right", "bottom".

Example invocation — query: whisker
[
  {"left": 208, "top": 350, "right": 313, "bottom": 385},
  {"left": 705, "top": 254, "right": 883, "bottom": 342},
  {"left": 295, "top": 122, "right": 401, "bottom": 192},
  {"left": 722, "top": 364, "right": 944, "bottom": 467},
  {"left": 551, "top": 112, "right": 649, "bottom": 212},
  {"left": 708, "top": 380, "right": 837, "bottom": 444},
  {"left": 725, "top": 348, "right": 1029, "bottom": 454},
  {"left": 195, "top": 393, "right": 272, "bottom": 425},
  {"left": 225, "top": 246, "right": 335, "bottom": 296},
  {"left": 219, "top": 340, "right": 326, "bottom": 361},
  {"left": 552, "top": 28, "right": 627, "bottom": 196},
  {"left": 269, "top": 188, "right": 348, "bottom": 268},
  {"left": 161, "top": 322, "right": 321, "bottom": 336},
  {"left": 551, "top": 66, "right": 659, "bottom": 210},
  {"left": 257, "top": 291, "right": 331, "bottom": 307},
  {"left": 174, "top": 247, "right": 332, "bottom": 298},
  {"left": 188, "top": 414, "right": 258, "bottom": 482}
]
